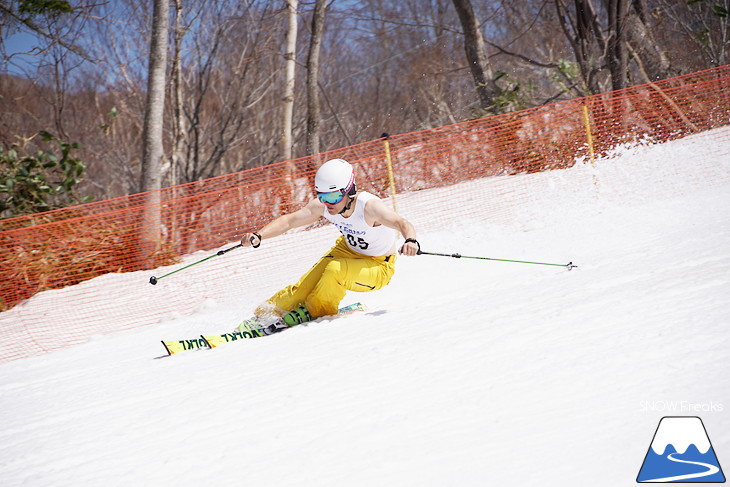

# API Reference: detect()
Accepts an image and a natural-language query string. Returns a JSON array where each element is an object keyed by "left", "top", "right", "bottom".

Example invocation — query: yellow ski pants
[{"left": 265, "top": 236, "right": 396, "bottom": 318}]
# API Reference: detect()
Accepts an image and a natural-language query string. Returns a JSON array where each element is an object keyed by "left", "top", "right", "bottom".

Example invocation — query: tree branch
[{"left": 0, "top": 3, "right": 94, "bottom": 62}]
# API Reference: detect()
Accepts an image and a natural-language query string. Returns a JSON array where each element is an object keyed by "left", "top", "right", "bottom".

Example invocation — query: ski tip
[
  {"left": 161, "top": 340, "right": 173, "bottom": 356},
  {"left": 340, "top": 302, "right": 366, "bottom": 314}
]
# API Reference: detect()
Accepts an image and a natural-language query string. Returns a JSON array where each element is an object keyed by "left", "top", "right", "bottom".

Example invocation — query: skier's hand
[
  {"left": 399, "top": 238, "right": 420, "bottom": 256},
  {"left": 241, "top": 232, "right": 262, "bottom": 248}
]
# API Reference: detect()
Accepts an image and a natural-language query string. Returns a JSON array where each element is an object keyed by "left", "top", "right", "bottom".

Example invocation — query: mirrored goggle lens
[{"left": 317, "top": 190, "right": 344, "bottom": 204}]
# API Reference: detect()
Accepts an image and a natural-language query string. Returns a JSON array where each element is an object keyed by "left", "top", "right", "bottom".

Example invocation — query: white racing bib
[{"left": 322, "top": 192, "right": 397, "bottom": 256}]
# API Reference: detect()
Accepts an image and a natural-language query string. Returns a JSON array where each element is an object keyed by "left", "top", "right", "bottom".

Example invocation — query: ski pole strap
[
  {"left": 404, "top": 238, "right": 420, "bottom": 251},
  {"left": 249, "top": 232, "right": 262, "bottom": 248}
]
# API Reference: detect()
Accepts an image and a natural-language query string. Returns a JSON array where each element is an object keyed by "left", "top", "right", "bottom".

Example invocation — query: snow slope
[{"left": 1, "top": 129, "right": 729, "bottom": 486}]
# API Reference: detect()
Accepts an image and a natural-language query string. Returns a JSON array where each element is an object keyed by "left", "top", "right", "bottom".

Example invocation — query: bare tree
[
  {"left": 451, "top": 0, "right": 500, "bottom": 112},
  {"left": 139, "top": 0, "right": 169, "bottom": 265},
  {"left": 654, "top": 0, "right": 729, "bottom": 69},
  {"left": 624, "top": 0, "right": 672, "bottom": 82},
  {"left": 282, "top": 0, "right": 298, "bottom": 161},
  {"left": 554, "top": 0, "right": 609, "bottom": 94},
  {"left": 0, "top": 1, "right": 96, "bottom": 141},
  {"left": 170, "top": 0, "right": 186, "bottom": 188},
  {"left": 0, "top": 0, "right": 93, "bottom": 63},
  {"left": 605, "top": 0, "right": 630, "bottom": 90},
  {"left": 306, "top": 0, "right": 327, "bottom": 156},
  {"left": 2, "top": 0, "right": 728, "bottom": 210},
  {"left": 175, "top": 1, "right": 281, "bottom": 181},
  {"left": 140, "top": 0, "right": 169, "bottom": 195}
]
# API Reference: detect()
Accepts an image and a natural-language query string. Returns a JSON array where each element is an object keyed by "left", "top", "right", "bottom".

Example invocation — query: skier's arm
[
  {"left": 242, "top": 198, "right": 324, "bottom": 247},
  {"left": 363, "top": 199, "right": 419, "bottom": 256}
]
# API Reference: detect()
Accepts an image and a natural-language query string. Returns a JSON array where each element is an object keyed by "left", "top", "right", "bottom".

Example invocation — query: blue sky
[{"left": 3, "top": 30, "right": 41, "bottom": 75}]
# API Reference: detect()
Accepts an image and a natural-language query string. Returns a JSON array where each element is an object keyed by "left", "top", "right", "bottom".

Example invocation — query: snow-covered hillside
[{"left": 1, "top": 128, "right": 728, "bottom": 486}]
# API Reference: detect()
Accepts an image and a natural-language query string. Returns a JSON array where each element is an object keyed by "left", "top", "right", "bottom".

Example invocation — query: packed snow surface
[{"left": 1, "top": 128, "right": 729, "bottom": 486}]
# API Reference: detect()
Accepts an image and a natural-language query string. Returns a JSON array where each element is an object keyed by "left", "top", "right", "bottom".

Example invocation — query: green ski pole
[
  {"left": 417, "top": 250, "right": 577, "bottom": 270},
  {"left": 149, "top": 242, "right": 243, "bottom": 285}
]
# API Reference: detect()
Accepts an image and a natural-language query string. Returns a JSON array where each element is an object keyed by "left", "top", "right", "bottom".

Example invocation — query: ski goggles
[{"left": 317, "top": 190, "right": 345, "bottom": 204}]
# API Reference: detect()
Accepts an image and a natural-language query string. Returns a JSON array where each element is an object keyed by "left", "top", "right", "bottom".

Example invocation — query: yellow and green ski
[{"left": 160, "top": 302, "right": 366, "bottom": 356}]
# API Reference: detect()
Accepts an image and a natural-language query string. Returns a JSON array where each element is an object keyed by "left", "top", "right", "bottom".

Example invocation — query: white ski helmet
[{"left": 314, "top": 158, "right": 356, "bottom": 195}]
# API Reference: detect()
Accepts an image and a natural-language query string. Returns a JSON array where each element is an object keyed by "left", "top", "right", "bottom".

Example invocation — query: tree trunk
[
  {"left": 571, "top": 0, "right": 606, "bottom": 94},
  {"left": 139, "top": 0, "right": 169, "bottom": 267},
  {"left": 625, "top": 0, "right": 672, "bottom": 82},
  {"left": 451, "top": 0, "right": 499, "bottom": 112},
  {"left": 282, "top": 0, "right": 298, "bottom": 161},
  {"left": 171, "top": 0, "right": 186, "bottom": 187},
  {"left": 306, "top": 0, "right": 327, "bottom": 157},
  {"left": 606, "top": 0, "right": 630, "bottom": 90},
  {"left": 280, "top": 0, "right": 299, "bottom": 215}
]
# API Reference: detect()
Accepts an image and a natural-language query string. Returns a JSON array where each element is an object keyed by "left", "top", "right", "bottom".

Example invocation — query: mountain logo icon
[{"left": 637, "top": 416, "right": 725, "bottom": 483}]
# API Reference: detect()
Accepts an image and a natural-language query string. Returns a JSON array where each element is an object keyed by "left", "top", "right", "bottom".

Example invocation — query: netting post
[
  {"left": 582, "top": 104, "right": 596, "bottom": 165},
  {"left": 381, "top": 133, "right": 398, "bottom": 212}
]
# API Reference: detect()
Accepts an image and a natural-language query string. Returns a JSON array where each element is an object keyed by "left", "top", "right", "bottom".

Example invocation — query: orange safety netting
[{"left": 1, "top": 65, "right": 729, "bottom": 362}]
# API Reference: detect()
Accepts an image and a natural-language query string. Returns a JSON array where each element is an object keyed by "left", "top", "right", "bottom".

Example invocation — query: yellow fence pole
[
  {"left": 582, "top": 104, "right": 596, "bottom": 164},
  {"left": 382, "top": 133, "right": 398, "bottom": 212}
]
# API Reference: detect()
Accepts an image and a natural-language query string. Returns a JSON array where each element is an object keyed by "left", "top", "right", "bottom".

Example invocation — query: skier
[{"left": 239, "top": 158, "right": 419, "bottom": 332}]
